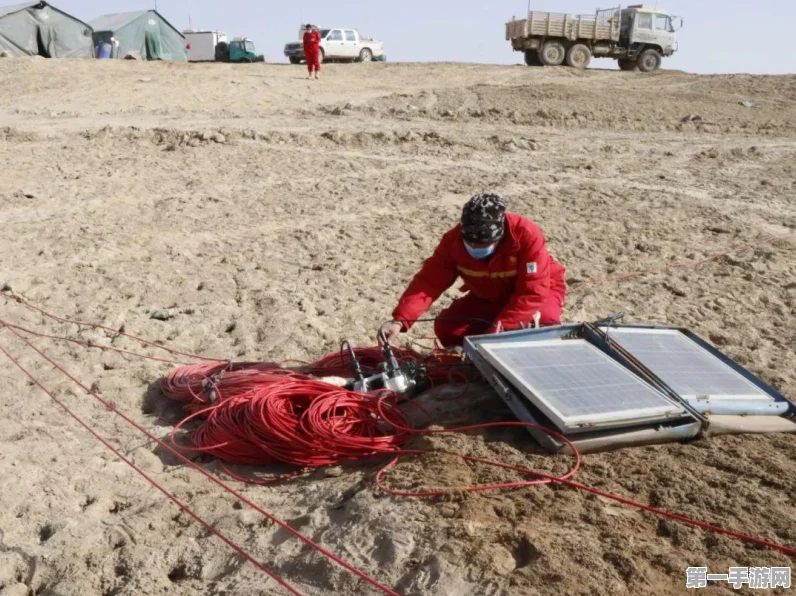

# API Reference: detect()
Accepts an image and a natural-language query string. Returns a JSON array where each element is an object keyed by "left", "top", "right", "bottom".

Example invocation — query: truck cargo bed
[{"left": 506, "top": 7, "right": 621, "bottom": 42}]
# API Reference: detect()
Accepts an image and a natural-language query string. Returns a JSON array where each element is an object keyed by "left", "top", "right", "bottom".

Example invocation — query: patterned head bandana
[{"left": 461, "top": 193, "right": 507, "bottom": 244}]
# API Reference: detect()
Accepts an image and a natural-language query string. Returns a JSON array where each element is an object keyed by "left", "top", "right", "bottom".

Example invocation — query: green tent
[
  {"left": 90, "top": 10, "right": 186, "bottom": 61},
  {"left": 0, "top": 1, "right": 93, "bottom": 58}
]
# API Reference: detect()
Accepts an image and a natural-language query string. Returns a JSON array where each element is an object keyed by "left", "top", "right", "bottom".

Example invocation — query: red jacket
[
  {"left": 303, "top": 30, "right": 321, "bottom": 54},
  {"left": 392, "top": 213, "right": 567, "bottom": 330}
]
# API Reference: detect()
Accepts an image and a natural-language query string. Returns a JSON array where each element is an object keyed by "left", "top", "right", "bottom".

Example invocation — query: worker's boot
[{"left": 315, "top": 71, "right": 320, "bottom": 80}]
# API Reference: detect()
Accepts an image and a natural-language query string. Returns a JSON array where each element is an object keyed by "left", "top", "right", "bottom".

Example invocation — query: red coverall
[
  {"left": 303, "top": 30, "right": 321, "bottom": 75},
  {"left": 392, "top": 213, "right": 567, "bottom": 348}
]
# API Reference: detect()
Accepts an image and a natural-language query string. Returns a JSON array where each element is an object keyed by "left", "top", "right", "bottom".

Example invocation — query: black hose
[{"left": 341, "top": 340, "right": 366, "bottom": 384}]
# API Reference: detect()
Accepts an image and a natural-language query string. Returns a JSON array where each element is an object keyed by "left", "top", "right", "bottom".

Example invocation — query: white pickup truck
[{"left": 284, "top": 27, "right": 386, "bottom": 64}]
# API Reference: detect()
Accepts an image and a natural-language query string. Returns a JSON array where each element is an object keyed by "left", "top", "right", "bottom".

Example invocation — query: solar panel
[
  {"left": 602, "top": 328, "right": 772, "bottom": 401},
  {"left": 479, "top": 339, "right": 686, "bottom": 433}
]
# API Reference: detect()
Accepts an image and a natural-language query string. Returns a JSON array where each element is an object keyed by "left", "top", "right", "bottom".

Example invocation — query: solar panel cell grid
[
  {"left": 604, "top": 329, "right": 770, "bottom": 400},
  {"left": 482, "top": 339, "right": 685, "bottom": 431}
]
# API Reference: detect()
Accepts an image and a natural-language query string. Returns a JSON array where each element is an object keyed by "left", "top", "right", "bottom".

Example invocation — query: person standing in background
[{"left": 303, "top": 24, "right": 321, "bottom": 80}]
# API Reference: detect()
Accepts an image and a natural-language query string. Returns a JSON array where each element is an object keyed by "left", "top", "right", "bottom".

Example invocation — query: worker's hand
[
  {"left": 378, "top": 322, "right": 403, "bottom": 345},
  {"left": 486, "top": 321, "right": 504, "bottom": 335}
]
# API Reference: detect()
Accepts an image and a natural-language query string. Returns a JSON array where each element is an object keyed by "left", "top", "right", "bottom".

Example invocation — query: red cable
[
  {"left": 0, "top": 292, "right": 222, "bottom": 362},
  {"left": 0, "top": 338, "right": 305, "bottom": 596},
  {"left": 374, "top": 399, "right": 796, "bottom": 557},
  {"left": 168, "top": 373, "right": 413, "bottom": 468},
  {"left": 3, "top": 320, "right": 184, "bottom": 365},
  {"left": 0, "top": 321, "right": 402, "bottom": 596}
]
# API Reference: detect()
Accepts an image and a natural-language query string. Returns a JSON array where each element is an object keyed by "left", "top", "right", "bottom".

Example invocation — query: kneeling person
[{"left": 380, "top": 194, "right": 567, "bottom": 347}]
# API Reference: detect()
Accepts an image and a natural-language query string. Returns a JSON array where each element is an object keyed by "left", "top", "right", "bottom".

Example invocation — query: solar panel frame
[
  {"left": 601, "top": 327, "right": 773, "bottom": 402},
  {"left": 478, "top": 338, "right": 687, "bottom": 434}
]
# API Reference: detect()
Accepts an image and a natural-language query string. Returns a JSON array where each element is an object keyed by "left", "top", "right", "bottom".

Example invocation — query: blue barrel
[{"left": 97, "top": 42, "right": 112, "bottom": 59}]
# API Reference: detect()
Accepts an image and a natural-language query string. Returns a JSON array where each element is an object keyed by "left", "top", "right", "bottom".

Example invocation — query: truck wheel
[
  {"left": 637, "top": 49, "right": 662, "bottom": 72},
  {"left": 524, "top": 50, "right": 542, "bottom": 67},
  {"left": 618, "top": 58, "right": 638, "bottom": 71},
  {"left": 539, "top": 40, "right": 565, "bottom": 66},
  {"left": 319, "top": 48, "right": 325, "bottom": 63},
  {"left": 289, "top": 57, "right": 301, "bottom": 65},
  {"left": 215, "top": 41, "right": 229, "bottom": 62},
  {"left": 565, "top": 44, "right": 591, "bottom": 69},
  {"left": 359, "top": 48, "right": 373, "bottom": 62}
]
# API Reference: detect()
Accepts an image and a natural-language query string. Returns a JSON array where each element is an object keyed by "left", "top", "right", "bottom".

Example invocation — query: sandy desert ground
[{"left": 0, "top": 57, "right": 795, "bottom": 596}]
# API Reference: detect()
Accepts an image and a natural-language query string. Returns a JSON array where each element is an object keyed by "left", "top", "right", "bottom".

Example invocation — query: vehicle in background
[
  {"left": 183, "top": 30, "right": 262, "bottom": 63},
  {"left": 216, "top": 38, "right": 261, "bottom": 63},
  {"left": 284, "top": 27, "right": 386, "bottom": 64},
  {"left": 184, "top": 30, "right": 227, "bottom": 62},
  {"left": 506, "top": 4, "right": 682, "bottom": 71}
]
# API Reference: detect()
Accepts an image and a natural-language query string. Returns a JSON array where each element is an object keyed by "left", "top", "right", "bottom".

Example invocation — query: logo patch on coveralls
[{"left": 526, "top": 262, "right": 538, "bottom": 274}]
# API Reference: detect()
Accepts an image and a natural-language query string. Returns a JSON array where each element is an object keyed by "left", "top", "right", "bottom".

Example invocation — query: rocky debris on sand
[
  {"left": 512, "top": 139, "right": 538, "bottom": 151},
  {"left": 681, "top": 114, "right": 703, "bottom": 123},
  {"left": 149, "top": 129, "right": 230, "bottom": 147},
  {"left": 150, "top": 309, "right": 176, "bottom": 321},
  {"left": 493, "top": 136, "right": 538, "bottom": 152},
  {"left": 396, "top": 130, "right": 420, "bottom": 142},
  {"left": 1, "top": 583, "right": 30, "bottom": 596},
  {"left": 321, "top": 130, "right": 343, "bottom": 144}
]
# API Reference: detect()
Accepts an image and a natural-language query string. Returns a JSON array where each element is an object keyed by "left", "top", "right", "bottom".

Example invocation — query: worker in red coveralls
[
  {"left": 379, "top": 194, "right": 567, "bottom": 348},
  {"left": 303, "top": 24, "right": 321, "bottom": 79}
]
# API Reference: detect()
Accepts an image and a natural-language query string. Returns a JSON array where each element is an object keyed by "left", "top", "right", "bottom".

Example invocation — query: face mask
[{"left": 464, "top": 241, "right": 496, "bottom": 260}]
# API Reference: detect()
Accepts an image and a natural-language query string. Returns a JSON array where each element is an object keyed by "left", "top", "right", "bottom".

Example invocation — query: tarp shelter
[
  {"left": 0, "top": 1, "right": 93, "bottom": 58},
  {"left": 90, "top": 10, "right": 186, "bottom": 61}
]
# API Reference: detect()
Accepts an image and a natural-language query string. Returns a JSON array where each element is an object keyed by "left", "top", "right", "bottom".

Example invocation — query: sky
[{"left": 54, "top": 0, "right": 795, "bottom": 74}]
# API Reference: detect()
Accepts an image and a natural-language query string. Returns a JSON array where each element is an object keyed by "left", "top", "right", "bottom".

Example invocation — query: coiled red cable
[
  {"left": 161, "top": 346, "right": 469, "bottom": 461},
  {"left": 167, "top": 364, "right": 422, "bottom": 468}
]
